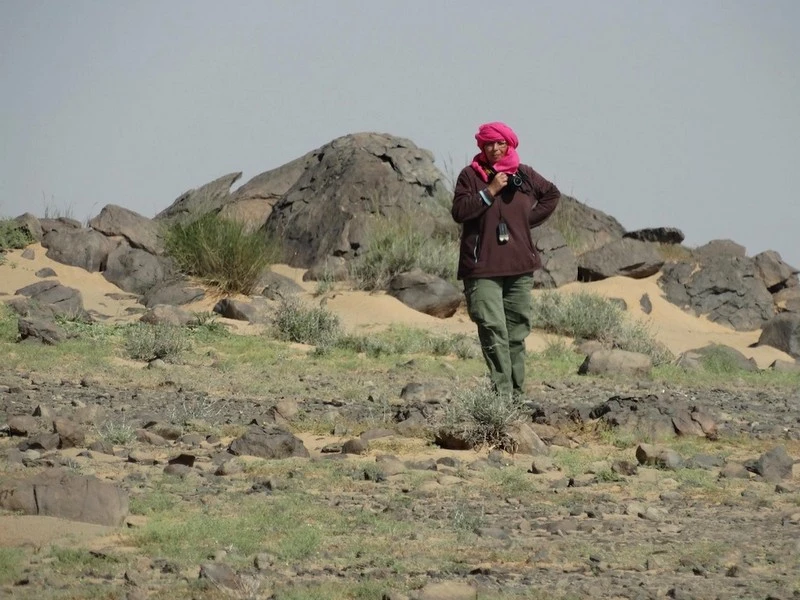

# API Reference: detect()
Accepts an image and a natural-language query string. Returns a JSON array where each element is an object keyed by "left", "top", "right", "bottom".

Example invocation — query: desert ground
[{"left": 1, "top": 245, "right": 799, "bottom": 600}]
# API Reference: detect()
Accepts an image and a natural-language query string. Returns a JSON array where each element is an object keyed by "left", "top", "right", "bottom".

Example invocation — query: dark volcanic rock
[
  {"left": 89, "top": 204, "right": 165, "bottom": 255},
  {"left": 623, "top": 227, "right": 685, "bottom": 244},
  {"left": 578, "top": 238, "right": 664, "bottom": 281},
  {"left": 659, "top": 256, "right": 775, "bottom": 331},
  {"left": 228, "top": 426, "right": 309, "bottom": 459},
  {"left": 388, "top": 269, "right": 462, "bottom": 318},
  {"left": 531, "top": 225, "right": 578, "bottom": 288},
  {"left": 154, "top": 172, "right": 243, "bottom": 227},
  {"left": 0, "top": 469, "right": 128, "bottom": 526},
  {"left": 758, "top": 313, "right": 800, "bottom": 359},
  {"left": 262, "top": 132, "right": 452, "bottom": 268},
  {"left": 41, "top": 228, "right": 118, "bottom": 272}
]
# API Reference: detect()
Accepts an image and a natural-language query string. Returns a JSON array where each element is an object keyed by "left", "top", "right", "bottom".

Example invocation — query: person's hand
[{"left": 487, "top": 172, "right": 508, "bottom": 196}]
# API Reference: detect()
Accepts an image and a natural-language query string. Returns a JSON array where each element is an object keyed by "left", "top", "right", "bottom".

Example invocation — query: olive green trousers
[{"left": 463, "top": 274, "right": 533, "bottom": 397}]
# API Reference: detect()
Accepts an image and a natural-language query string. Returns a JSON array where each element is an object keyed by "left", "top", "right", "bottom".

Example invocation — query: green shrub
[
  {"left": 99, "top": 420, "right": 136, "bottom": 445},
  {"left": 696, "top": 344, "right": 751, "bottom": 374},
  {"left": 531, "top": 291, "right": 673, "bottom": 365},
  {"left": 334, "top": 325, "right": 477, "bottom": 359},
  {"left": 532, "top": 291, "right": 625, "bottom": 340},
  {"left": 123, "top": 323, "right": 190, "bottom": 362},
  {"left": 0, "top": 219, "right": 34, "bottom": 253},
  {"left": 0, "top": 548, "right": 24, "bottom": 586},
  {"left": 0, "top": 303, "right": 17, "bottom": 342},
  {"left": 164, "top": 213, "right": 281, "bottom": 294},
  {"left": 349, "top": 216, "right": 458, "bottom": 290},
  {"left": 443, "top": 381, "right": 524, "bottom": 449},
  {"left": 273, "top": 295, "right": 342, "bottom": 348}
]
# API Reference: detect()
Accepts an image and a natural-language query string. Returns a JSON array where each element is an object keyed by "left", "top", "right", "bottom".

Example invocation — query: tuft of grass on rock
[{"left": 164, "top": 212, "right": 281, "bottom": 295}]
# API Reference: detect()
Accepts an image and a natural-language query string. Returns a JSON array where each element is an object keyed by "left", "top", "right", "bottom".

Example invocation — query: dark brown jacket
[{"left": 452, "top": 164, "right": 560, "bottom": 280}]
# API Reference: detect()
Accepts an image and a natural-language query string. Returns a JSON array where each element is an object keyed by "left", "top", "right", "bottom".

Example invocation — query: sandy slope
[{"left": 0, "top": 244, "right": 792, "bottom": 368}]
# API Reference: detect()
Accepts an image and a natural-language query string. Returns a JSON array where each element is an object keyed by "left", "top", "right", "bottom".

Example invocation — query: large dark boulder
[
  {"left": 103, "top": 243, "right": 176, "bottom": 295},
  {"left": 660, "top": 256, "right": 775, "bottom": 331},
  {"left": 753, "top": 250, "right": 798, "bottom": 293},
  {"left": 549, "top": 195, "right": 626, "bottom": 255},
  {"left": 41, "top": 228, "right": 119, "bottom": 272},
  {"left": 757, "top": 313, "right": 800, "bottom": 359},
  {"left": 220, "top": 152, "right": 321, "bottom": 230},
  {"left": 693, "top": 239, "right": 747, "bottom": 261},
  {"left": 577, "top": 238, "right": 664, "bottom": 281},
  {"left": 89, "top": 204, "right": 165, "bottom": 255},
  {"left": 773, "top": 285, "right": 800, "bottom": 314},
  {"left": 623, "top": 227, "right": 685, "bottom": 245},
  {"left": 154, "top": 172, "right": 243, "bottom": 227},
  {"left": 387, "top": 269, "right": 462, "bottom": 318},
  {"left": 13, "top": 213, "right": 43, "bottom": 242},
  {"left": 262, "top": 132, "right": 452, "bottom": 268},
  {"left": 228, "top": 426, "right": 309, "bottom": 459},
  {"left": 142, "top": 280, "right": 205, "bottom": 308},
  {"left": 14, "top": 280, "right": 86, "bottom": 318},
  {"left": 0, "top": 469, "right": 128, "bottom": 527},
  {"left": 531, "top": 225, "right": 578, "bottom": 288},
  {"left": 39, "top": 217, "right": 82, "bottom": 235}
]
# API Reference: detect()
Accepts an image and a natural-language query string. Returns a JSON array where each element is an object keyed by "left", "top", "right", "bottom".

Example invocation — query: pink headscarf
[{"left": 470, "top": 121, "right": 521, "bottom": 182}]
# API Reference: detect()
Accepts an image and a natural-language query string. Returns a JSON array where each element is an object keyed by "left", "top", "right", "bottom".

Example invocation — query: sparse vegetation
[
  {"left": 348, "top": 215, "right": 458, "bottom": 290},
  {"left": 695, "top": 344, "right": 751, "bottom": 375},
  {"left": 3, "top": 228, "right": 800, "bottom": 600},
  {"left": 443, "top": 380, "right": 525, "bottom": 449},
  {"left": 531, "top": 290, "right": 674, "bottom": 365},
  {"left": 123, "top": 323, "right": 191, "bottom": 362},
  {"left": 0, "top": 303, "right": 17, "bottom": 342},
  {"left": 0, "top": 548, "right": 24, "bottom": 586},
  {"left": 0, "top": 218, "right": 34, "bottom": 262},
  {"left": 272, "top": 295, "right": 342, "bottom": 348},
  {"left": 98, "top": 420, "right": 136, "bottom": 445},
  {"left": 164, "top": 213, "right": 281, "bottom": 294}
]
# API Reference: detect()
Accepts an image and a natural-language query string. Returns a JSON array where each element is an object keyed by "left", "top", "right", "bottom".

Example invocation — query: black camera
[
  {"left": 497, "top": 221, "right": 510, "bottom": 244},
  {"left": 506, "top": 172, "right": 524, "bottom": 188}
]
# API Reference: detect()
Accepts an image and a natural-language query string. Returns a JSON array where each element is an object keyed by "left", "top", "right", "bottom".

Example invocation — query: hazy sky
[{"left": 2, "top": 1, "right": 799, "bottom": 267}]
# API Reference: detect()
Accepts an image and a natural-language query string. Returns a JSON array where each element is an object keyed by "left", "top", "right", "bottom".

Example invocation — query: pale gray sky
[{"left": 2, "top": 0, "right": 798, "bottom": 267}]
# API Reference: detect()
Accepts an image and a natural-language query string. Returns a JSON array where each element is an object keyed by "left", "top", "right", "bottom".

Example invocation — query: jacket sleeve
[
  {"left": 452, "top": 168, "right": 493, "bottom": 224},
  {"left": 527, "top": 169, "right": 560, "bottom": 228}
]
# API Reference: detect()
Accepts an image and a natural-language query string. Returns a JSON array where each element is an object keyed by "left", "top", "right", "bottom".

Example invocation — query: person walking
[{"left": 452, "top": 121, "right": 560, "bottom": 397}]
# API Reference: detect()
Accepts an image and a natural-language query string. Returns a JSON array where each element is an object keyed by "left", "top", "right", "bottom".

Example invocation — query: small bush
[
  {"left": 0, "top": 219, "right": 34, "bottom": 253},
  {"left": 348, "top": 215, "right": 458, "bottom": 290},
  {"left": 443, "top": 381, "right": 524, "bottom": 449},
  {"left": 531, "top": 291, "right": 673, "bottom": 365},
  {"left": 165, "top": 213, "right": 281, "bottom": 294},
  {"left": 532, "top": 291, "right": 625, "bottom": 341},
  {"left": 696, "top": 344, "right": 751, "bottom": 374},
  {"left": 0, "top": 303, "right": 17, "bottom": 342},
  {"left": 0, "top": 548, "right": 24, "bottom": 586},
  {"left": 123, "top": 323, "right": 190, "bottom": 362},
  {"left": 99, "top": 420, "right": 136, "bottom": 445},
  {"left": 273, "top": 295, "right": 342, "bottom": 348}
]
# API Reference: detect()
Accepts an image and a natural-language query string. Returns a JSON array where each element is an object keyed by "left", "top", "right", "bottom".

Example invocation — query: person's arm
[
  {"left": 452, "top": 168, "right": 501, "bottom": 223},
  {"left": 527, "top": 170, "right": 560, "bottom": 228}
]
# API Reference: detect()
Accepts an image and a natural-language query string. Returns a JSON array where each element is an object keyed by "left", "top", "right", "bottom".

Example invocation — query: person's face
[{"left": 482, "top": 140, "right": 508, "bottom": 164}]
